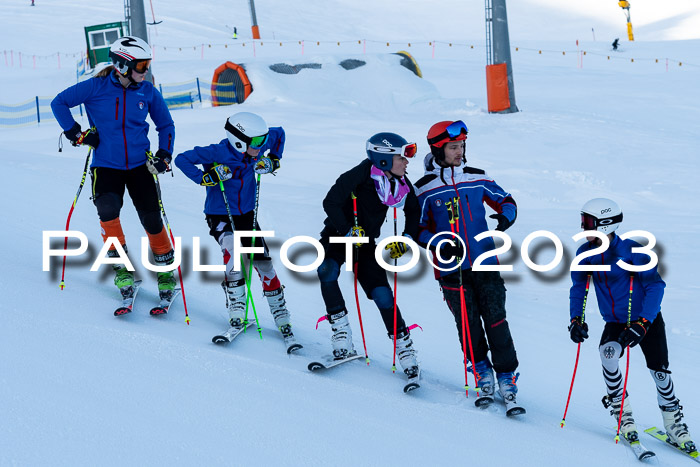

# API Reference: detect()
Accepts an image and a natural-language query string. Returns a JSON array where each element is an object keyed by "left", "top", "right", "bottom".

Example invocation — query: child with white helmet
[
  {"left": 569, "top": 198, "right": 695, "bottom": 453},
  {"left": 175, "top": 112, "right": 301, "bottom": 353}
]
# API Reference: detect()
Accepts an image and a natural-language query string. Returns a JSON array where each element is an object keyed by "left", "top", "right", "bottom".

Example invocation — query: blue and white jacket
[
  {"left": 413, "top": 156, "right": 517, "bottom": 276},
  {"left": 569, "top": 234, "right": 665, "bottom": 324},
  {"left": 51, "top": 71, "right": 175, "bottom": 170},
  {"left": 174, "top": 128, "right": 285, "bottom": 215}
]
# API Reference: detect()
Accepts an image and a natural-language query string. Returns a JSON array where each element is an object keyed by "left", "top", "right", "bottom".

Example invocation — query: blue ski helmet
[{"left": 365, "top": 132, "right": 413, "bottom": 171}]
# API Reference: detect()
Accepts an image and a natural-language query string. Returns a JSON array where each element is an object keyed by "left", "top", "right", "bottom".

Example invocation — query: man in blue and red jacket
[
  {"left": 414, "top": 120, "right": 521, "bottom": 411},
  {"left": 51, "top": 36, "right": 176, "bottom": 305},
  {"left": 569, "top": 198, "right": 694, "bottom": 451},
  {"left": 175, "top": 112, "right": 301, "bottom": 353}
]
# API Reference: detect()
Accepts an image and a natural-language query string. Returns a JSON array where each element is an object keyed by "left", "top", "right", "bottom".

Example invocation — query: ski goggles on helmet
[
  {"left": 581, "top": 212, "right": 623, "bottom": 230},
  {"left": 132, "top": 59, "right": 152, "bottom": 74},
  {"left": 428, "top": 120, "right": 469, "bottom": 146},
  {"left": 225, "top": 120, "right": 269, "bottom": 149},
  {"left": 248, "top": 133, "right": 269, "bottom": 149},
  {"left": 366, "top": 141, "right": 418, "bottom": 159}
]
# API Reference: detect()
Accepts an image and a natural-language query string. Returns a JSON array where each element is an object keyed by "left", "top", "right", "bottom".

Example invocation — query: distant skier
[
  {"left": 612, "top": 38, "right": 620, "bottom": 51},
  {"left": 174, "top": 112, "right": 301, "bottom": 352},
  {"left": 316, "top": 132, "right": 421, "bottom": 378},
  {"left": 50, "top": 36, "right": 177, "bottom": 308},
  {"left": 413, "top": 120, "right": 522, "bottom": 413},
  {"left": 568, "top": 198, "right": 696, "bottom": 452}
]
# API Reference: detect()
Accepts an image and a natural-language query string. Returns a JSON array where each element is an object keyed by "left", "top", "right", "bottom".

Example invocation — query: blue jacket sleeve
[
  {"left": 50, "top": 79, "right": 97, "bottom": 131},
  {"left": 569, "top": 244, "right": 590, "bottom": 319},
  {"left": 174, "top": 144, "right": 218, "bottom": 185},
  {"left": 149, "top": 87, "right": 175, "bottom": 154},
  {"left": 265, "top": 126, "right": 286, "bottom": 157},
  {"left": 633, "top": 248, "right": 665, "bottom": 322},
  {"left": 482, "top": 178, "right": 517, "bottom": 223}
]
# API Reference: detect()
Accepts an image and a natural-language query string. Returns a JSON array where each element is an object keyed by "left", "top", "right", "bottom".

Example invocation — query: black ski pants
[
  {"left": 600, "top": 312, "right": 670, "bottom": 373},
  {"left": 438, "top": 269, "right": 518, "bottom": 373},
  {"left": 91, "top": 164, "right": 163, "bottom": 235},
  {"left": 317, "top": 238, "right": 407, "bottom": 336}
]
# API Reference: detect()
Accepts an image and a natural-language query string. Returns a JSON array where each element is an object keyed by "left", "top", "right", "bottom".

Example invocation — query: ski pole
[
  {"left": 213, "top": 164, "right": 262, "bottom": 336},
  {"left": 392, "top": 207, "right": 398, "bottom": 373},
  {"left": 242, "top": 173, "right": 263, "bottom": 338},
  {"left": 615, "top": 275, "right": 635, "bottom": 443},
  {"left": 59, "top": 148, "right": 92, "bottom": 290},
  {"left": 449, "top": 196, "right": 480, "bottom": 397},
  {"left": 150, "top": 166, "right": 191, "bottom": 325},
  {"left": 560, "top": 274, "right": 591, "bottom": 428},
  {"left": 351, "top": 192, "right": 370, "bottom": 365}
]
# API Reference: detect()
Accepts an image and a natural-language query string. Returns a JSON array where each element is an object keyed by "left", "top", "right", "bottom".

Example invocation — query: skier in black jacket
[{"left": 316, "top": 132, "right": 421, "bottom": 377}]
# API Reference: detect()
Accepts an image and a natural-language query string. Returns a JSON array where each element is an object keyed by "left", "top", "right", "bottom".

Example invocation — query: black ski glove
[
  {"left": 147, "top": 149, "right": 172, "bottom": 175},
  {"left": 254, "top": 154, "right": 281, "bottom": 174},
  {"left": 439, "top": 240, "right": 465, "bottom": 260},
  {"left": 617, "top": 318, "right": 650, "bottom": 348},
  {"left": 201, "top": 164, "right": 233, "bottom": 186},
  {"left": 568, "top": 316, "right": 589, "bottom": 343},
  {"left": 490, "top": 213, "right": 514, "bottom": 232},
  {"left": 65, "top": 122, "right": 100, "bottom": 149}
]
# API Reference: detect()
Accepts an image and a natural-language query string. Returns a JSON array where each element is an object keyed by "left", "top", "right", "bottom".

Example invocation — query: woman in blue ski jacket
[
  {"left": 50, "top": 36, "right": 176, "bottom": 304},
  {"left": 174, "top": 112, "right": 301, "bottom": 353},
  {"left": 413, "top": 120, "right": 521, "bottom": 410},
  {"left": 568, "top": 198, "right": 695, "bottom": 451}
]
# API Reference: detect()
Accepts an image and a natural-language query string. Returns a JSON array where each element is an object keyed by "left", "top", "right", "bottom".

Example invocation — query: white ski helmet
[
  {"left": 109, "top": 36, "right": 152, "bottom": 75},
  {"left": 225, "top": 112, "right": 269, "bottom": 152},
  {"left": 581, "top": 198, "right": 623, "bottom": 234}
]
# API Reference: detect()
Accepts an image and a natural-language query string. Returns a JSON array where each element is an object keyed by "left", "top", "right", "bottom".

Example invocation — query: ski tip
[
  {"left": 475, "top": 397, "right": 495, "bottom": 409},
  {"left": 212, "top": 336, "right": 229, "bottom": 344},
  {"left": 149, "top": 307, "right": 168, "bottom": 315},
  {"left": 114, "top": 307, "right": 132, "bottom": 316},
  {"left": 403, "top": 383, "right": 420, "bottom": 393},
  {"left": 308, "top": 362, "right": 325, "bottom": 372},
  {"left": 286, "top": 344, "right": 303, "bottom": 354},
  {"left": 506, "top": 407, "right": 527, "bottom": 417}
]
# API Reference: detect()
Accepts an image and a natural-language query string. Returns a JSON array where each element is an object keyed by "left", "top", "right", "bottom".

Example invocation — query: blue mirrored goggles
[
  {"left": 446, "top": 120, "right": 468, "bottom": 138},
  {"left": 428, "top": 120, "right": 469, "bottom": 146}
]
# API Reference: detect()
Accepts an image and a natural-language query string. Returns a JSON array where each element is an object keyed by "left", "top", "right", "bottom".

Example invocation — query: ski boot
[
  {"left": 265, "top": 286, "right": 302, "bottom": 353},
  {"left": 222, "top": 278, "right": 247, "bottom": 328},
  {"left": 661, "top": 402, "right": 697, "bottom": 453},
  {"left": 393, "top": 330, "right": 419, "bottom": 378},
  {"left": 473, "top": 359, "right": 495, "bottom": 407},
  {"left": 498, "top": 371, "right": 526, "bottom": 417},
  {"left": 157, "top": 271, "right": 176, "bottom": 301},
  {"left": 603, "top": 393, "right": 638, "bottom": 442},
  {"left": 113, "top": 265, "right": 135, "bottom": 300},
  {"left": 327, "top": 309, "right": 356, "bottom": 360}
]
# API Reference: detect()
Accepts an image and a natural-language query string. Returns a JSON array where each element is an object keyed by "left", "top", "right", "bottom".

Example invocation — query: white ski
[
  {"left": 212, "top": 321, "right": 256, "bottom": 344},
  {"left": 308, "top": 353, "right": 363, "bottom": 371}
]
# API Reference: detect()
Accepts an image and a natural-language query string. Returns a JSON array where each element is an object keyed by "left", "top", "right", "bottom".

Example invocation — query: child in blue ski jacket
[
  {"left": 174, "top": 112, "right": 300, "bottom": 353},
  {"left": 50, "top": 36, "right": 177, "bottom": 306},
  {"left": 414, "top": 120, "right": 521, "bottom": 412},
  {"left": 568, "top": 198, "right": 694, "bottom": 452}
]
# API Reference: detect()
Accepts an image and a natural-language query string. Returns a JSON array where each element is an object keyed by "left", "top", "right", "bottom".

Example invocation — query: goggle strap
[{"left": 225, "top": 120, "right": 268, "bottom": 148}]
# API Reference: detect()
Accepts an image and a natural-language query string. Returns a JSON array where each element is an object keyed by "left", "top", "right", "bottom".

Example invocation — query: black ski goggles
[
  {"left": 428, "top": 120, "right": 468, "bottom": 145},
  {"left": 132, "top": 59, "right": 151, "bottom": 74},
  {"left": 581, "top": 212, "right": 623, "bottom": 230}
]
